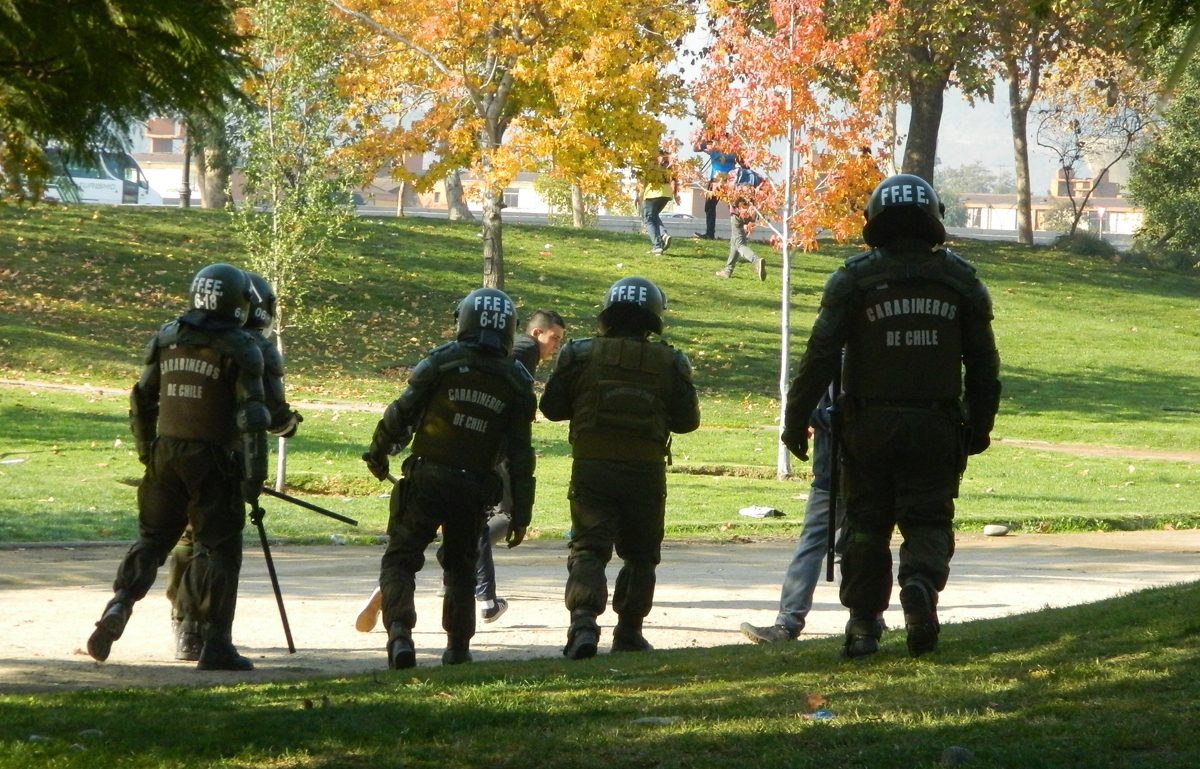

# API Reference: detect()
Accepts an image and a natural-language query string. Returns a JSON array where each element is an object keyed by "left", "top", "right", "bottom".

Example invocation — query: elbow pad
[{"left": 128, "top": 384, "right": 158, "bottom": 461}]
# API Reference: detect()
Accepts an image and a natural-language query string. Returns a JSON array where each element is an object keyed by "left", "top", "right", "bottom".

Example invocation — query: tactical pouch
[{"left": 389, "top": 475, "right": 407, "bottom": 519}]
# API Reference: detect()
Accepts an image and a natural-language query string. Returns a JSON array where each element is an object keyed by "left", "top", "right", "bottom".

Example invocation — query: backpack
[{"left": 735, "top": 167, "right": 764, "bottom": 188}]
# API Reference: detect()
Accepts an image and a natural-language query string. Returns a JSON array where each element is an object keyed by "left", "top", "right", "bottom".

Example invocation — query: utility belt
[
  {"left": 849, "top": 397, "right": 963, "bottom": 419},
  {"left": 570, "top": 432, "right": 668, "bottom": 464},
  {"left": 402, "top": 455, "right": 503, "bottom": 502}
]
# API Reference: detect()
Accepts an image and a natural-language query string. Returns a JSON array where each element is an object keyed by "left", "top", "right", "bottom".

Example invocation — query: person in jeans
[
  {"left": 740, "top": 391, "right": 836, "bottom": 642},
  {"left": 640, "top": 147, "right": 679, "bottom": 255},
  {"left": 693, "top": 135, "right": 737, "bottom": 240}
]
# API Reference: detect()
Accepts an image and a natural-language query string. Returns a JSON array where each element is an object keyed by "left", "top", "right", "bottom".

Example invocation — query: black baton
[
  {"left": 251, "top": 505, "right": 296, "bottom": 654},
  {"left": 826, "top": 364, "right": 843, "bottom": 582},
  {"left": 261, "top": 487, "right": 359, "bottom": 526}
]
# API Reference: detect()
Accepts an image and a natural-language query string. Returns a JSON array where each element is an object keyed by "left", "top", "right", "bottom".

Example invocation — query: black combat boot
[
  {"left": 899, "top": 579, "right": 940, "bottom": 657},
  {"left": 386, "top": 623, "right": 416, "bottom": 670},
  {"left": 611, "top": 616, "right": 653, "bottom": 653},
  {"left": 197, "top": 627, "right": 255, "bottom": 671},
  {"left": 442, "top": 635, "right": 473, "bottom": 665},
  {"left": 563, "top": 609, "right": 599, "bottom": 660},
  {"left": 172, "top": 618, "right": 203, "bottom": 662},
  {"left": 841, "top": 615, "right": 884, "bottom": 660},
  {"left": 87, "top": 593, "right": 132, "bottom": 662}
]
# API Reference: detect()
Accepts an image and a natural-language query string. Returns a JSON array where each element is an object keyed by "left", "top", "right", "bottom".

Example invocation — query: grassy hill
[{"left": 3, "top": 204, "right": 1200, "bottom": 541}]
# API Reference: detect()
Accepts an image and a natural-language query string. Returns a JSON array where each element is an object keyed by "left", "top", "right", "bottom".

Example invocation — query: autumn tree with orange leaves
[
  {"left": 332, "top": 0, "right": 693, "bottom": 289},
  {"left": 695, "top": 0, "right": 891, "bottom": 475}
]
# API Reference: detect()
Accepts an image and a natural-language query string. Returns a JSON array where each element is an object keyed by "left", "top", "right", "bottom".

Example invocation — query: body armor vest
[
  {"left": 569, "top": 337, "right": 676, "bottom": 461},
  {"left": 843, "top": 249, "right": 971, "bottom": 400},
  {"left": 157, "top": 343, "right": 238, "bottom": 445},
  {"left": 410, "top": 346, "right": 527, "bottom": 473}
]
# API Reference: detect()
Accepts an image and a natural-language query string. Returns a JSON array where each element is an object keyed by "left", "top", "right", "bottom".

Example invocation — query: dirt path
[{"left": 2, "top": 531, "right": 1197, "bottom": 693}]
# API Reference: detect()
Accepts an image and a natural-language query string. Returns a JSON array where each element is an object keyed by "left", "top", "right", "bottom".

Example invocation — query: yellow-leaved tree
[{"left": 332, "top": 0, "right": 693, "bottom": 288}]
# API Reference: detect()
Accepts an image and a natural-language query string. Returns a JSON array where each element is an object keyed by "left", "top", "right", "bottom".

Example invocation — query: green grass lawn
[
  {"left": 3, "top": 581, "right": 1199, "bottom": 768},
  {"left": 3, "top": 204, "right": 1200, "bottom": 542}
]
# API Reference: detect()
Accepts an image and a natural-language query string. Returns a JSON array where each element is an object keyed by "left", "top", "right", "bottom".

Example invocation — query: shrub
[{"left": 1051, "top": 231, "right": 1118, "bottom": 259}]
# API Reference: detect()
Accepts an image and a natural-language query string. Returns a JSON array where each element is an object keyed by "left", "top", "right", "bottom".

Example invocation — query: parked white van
[{"left": 45, "top": 149, "right": 163, "bottom": 206}]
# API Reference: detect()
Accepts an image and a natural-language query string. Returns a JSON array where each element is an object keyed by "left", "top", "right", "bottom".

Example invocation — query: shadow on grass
[
  {"left": 2, "top": 584, "right": 1198, "bottom": 767},
  {"left": 1003, "top": 363, "right": 1200, "bottom": 422}
]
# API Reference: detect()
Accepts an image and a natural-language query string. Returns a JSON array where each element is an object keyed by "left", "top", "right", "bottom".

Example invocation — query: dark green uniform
[
  {"left": 166, "top": 330, "right": 298, "bottom": 648},
  {"left": 784, "top": 239, "right": 1001, "bottom": 637},
  {"left": 370, "top": 341, "right": 536, "bottom": 649},
  {"left": 540, "top": 335, "right": 701, "bottom": 641},
  {"left": 115, "top": 317, "right": 268, "bottom": 645}
]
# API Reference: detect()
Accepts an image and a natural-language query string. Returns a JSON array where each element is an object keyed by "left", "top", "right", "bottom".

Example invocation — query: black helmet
[
  {"left": 456, "top": 288, "right": 517, "bottom": 354},
  {"left": 862, "top": 174, "right": 946, "bottom": 247},
  {"left": 598, "top": 276, "right": 665, "bottom": 335},
  {"left": 243, "top": 272, "right": 277, "bottom": 331},
  {"left": 185, "top": 264, "right": 252, "bottom": 329}
]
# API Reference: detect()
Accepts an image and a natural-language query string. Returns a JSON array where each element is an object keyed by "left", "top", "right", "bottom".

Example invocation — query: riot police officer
[
  {"left": 781, "top": 174, "right": 1001, "bottom": 659},
  {"left": 87, "top": 264, "right": 270, "bottom": 671},
  {"left": 363, "top": 288, "right": 537, "bottom": 669},
  {"left": 164, "top": 271, "right": 301, "bottom": 661},
  {"left": 541, "top": 277, "right": 701, "bottom": 659}
]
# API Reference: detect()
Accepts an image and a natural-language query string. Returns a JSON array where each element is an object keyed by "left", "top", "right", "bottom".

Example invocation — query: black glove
[
  {"left": 362, "top": 452, "right": 390, "bottom": 482},
  {"left": 967, "top": 431, "right": 991, "bottom": 456},
  {"left": 242, "top": 476, "right": 264, "bottom": 506},
  {"left": 506, "top": 525, "right": 527, "bottom": 549},
  {"left": 280, "top": 410, "right": 303, "bottom": 440},
  {"left": 781, "top": 428, "right": 809, "bottom": 461}
]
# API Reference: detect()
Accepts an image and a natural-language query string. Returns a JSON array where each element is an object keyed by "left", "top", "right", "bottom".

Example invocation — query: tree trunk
[
  {"left": 201, "top": 146, "right": 232, "bottom": 209},
  {"left": 571, "top": 183, "right": 585, "bottom": 228},
  {"left": 1008, "top": 96, "right": 1034, "bottom": 244},
  {"left": 902, "top": 57, "right": 949, "bottom": 183},
  {"left": 445, "top": 169, "right": 475, "bottom": 222},
  {"left": 882, "top": 91, "right": 900, "bottom": 176},
  {"left": 180, "top": 137, "right": 192, "bottom": 209},
  {"left": 481, "top": 188, "right": 505, "bottom": 289},
  {"left": 1004, "top": 54, "right": 1036, "bottom": 245}
]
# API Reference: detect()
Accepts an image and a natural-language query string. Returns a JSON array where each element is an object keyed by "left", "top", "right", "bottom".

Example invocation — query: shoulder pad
[
  {"left": 927, "top": 249, "right": 982, "bottom": 296},
  {"left": 156, "top": 320, "right": 183, "bottom": 348},
  {"left": 407, "top": 355, "right": 440, "bottom": 386},
  {"left": 822, "top": 266, "right": 858, "bottom": 304},
  {"left": 259, "top": 338, "right": 284, "bottom": 375},
  {"left": 939, "top": 248, "right": 978, "bottom": 276},
  {"left": 844, "top": 249, "right": 874, "bottom": 267},
  {"left": 141, "top": 332, "right": 161, "bottom": 365},
  {"left": 428, "top": 342, "right": 472, "bottom": 372},
  {"left": 672, "top": 349, "right": 694, "bottom": 382},
  {"left": 558, "top": 338, "right": 592, "bottom": 368}
]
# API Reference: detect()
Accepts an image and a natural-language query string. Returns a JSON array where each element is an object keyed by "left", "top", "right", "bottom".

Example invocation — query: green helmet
[
  {"left": 862, "top": 174, "right": 946, "bottom": 247},
  {"left": 456, "top": 288, "right": 517, "bottom": 354},
  {"left": 599, "top": 276, "right": 665, "bottom": 335},
  {"left": 186, "top": 264, "right": 251, "bottom": 329},
  {"left": 243, "top": 272, "right": 277, "bottom": 332}
]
